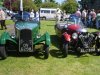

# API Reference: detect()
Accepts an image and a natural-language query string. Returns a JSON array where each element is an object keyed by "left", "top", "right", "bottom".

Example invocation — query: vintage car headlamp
[
  {"left": 36, "top": 34, "right": 41, "bottom": 38},
  {"left": 11, "top": 33, "right": 15, "bottom": 38},
  {"left": 64, "top": 24, "right": 68, "bottom": 28},
  {"left": 98, "top": 33, "right": 100, "bottom": 38},
  {"left": 72, "top": 33, "right": 78, "bottom": 39}
]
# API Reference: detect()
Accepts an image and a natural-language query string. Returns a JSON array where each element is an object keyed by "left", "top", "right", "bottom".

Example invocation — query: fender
[
  {"left": 63, "top": 32, "right": 71, "bottom": 42},
  {"left": 0, "top": 32, "right": 17, "bottom": 44},
  {"left": 34, "top": 32, "right": 51, "bottom": 46}
]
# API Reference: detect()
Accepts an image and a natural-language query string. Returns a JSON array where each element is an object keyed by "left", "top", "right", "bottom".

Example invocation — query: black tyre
[
  {"left": 95, "top": 38, "right": 100, "bottom": 55},
  {"left": 42, "top": 17, "right": 46, "bottom": 20},
  {"left": 96, "top": 48, "right": 100, "bottom": 55},
  {"left": 62, "top": 43, "right": 68, "bottom": 57},
  {"left": 76, "top": 47, "right": 82, "bottom": 57},
  {"left": 44, "top": 45, "right": 49, "bottom": 59},
  {"left": 0, "top": 45, "right": 7, "bottom": 59}
]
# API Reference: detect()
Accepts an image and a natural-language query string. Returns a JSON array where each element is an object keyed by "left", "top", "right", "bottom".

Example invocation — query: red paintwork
[
  {"left": 67, "top": 24, "right": 80, "bottom": 31},
  {"left": 63, "top": 32, "right": 71, "bottom": 42}
]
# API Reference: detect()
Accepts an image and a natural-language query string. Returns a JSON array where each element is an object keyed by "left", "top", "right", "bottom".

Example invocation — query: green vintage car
[{"left": 0, "top": 11, "right": 50, "bottom": 59}]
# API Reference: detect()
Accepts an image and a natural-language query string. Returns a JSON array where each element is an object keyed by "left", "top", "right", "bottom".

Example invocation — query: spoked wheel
[
  {"left": 0, "top": 45, "right": 7, "bottom": 60},
  {"left": 43, "top": 45, "right": 49, "bottom": 59},
  {"left": 62, "top": 43, "right": 68, "bottom": 57}
]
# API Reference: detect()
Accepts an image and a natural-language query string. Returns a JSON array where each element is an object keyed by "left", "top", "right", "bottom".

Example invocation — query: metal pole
[
  {"left": 20, "top": 0, "right": 23, "bottom": 11},
  {"left": 20, "top": 0, "right": 23, "bottom": 19}
]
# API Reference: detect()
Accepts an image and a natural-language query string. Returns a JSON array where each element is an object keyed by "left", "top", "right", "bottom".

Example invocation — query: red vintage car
[{"left": 55, "top": 18, "right": 100, "bottom": 57}]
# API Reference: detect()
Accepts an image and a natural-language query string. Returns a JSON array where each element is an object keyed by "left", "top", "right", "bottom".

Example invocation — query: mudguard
[
  {"left": 34, "top": 32, "right": 51, "bottom": 46},
  {"left": 0, "top": 32, "right": 17, "bottom": 45},
  {"left": 63, "top": 32, "right": 71, "bottom": 42}
]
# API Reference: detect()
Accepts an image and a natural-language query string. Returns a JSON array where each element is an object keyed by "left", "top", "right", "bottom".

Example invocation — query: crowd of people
[
  {"left": 1, "top": 7, "right": 100, "bottom": 30},
  {"left": 75, "top": 8, "right": 100, "bottom": 29},
  {"left": 11, "top": 9, "right": 39, "bottom": 22},
  {"left": 55, "top": 8, "right": 100, "bottom": 29}
]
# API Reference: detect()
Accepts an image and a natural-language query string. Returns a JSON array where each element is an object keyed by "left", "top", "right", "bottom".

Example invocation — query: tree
[
  {"left": 44, "top": 0, "right": 55, "bottom": 3},
  {"left": 61, "top": 0, "right": 78, "bottom": 13},
  {"left": 50, "top": 0, "right": 55, "bottom": 3},
  {"left": 3, "top": 0, "right": 37, "bottom": 11},
  {"left": 44, "top": 0, "right": 48, "bottom": 2},
  {"left": 41, "top": 2, "right": 57, "bottom": 8},
  {"left": 33, "top": 0, "right": 42, "bottom": 7}
]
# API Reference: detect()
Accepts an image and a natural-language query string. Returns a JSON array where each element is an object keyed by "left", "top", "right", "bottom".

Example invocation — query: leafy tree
[
  {"left": 41, "top": 2, "right": 57, "bottom": 8},
  {"left": 44, "top": 0, "right": 55, "bottom": 3},
  {"left": 44, "top": 0, "right": 48, "bottom": 2},
  {"left": 61, "top": 0, "right": 78, "bottom": 13},
  {"left": 33, "top": 0, "right": 42, "bottom": 7},
  {"left": 3, "top": 0, "right": 37, "bottom": 11},
  {"left": 50, "top": 0, "right": 55, "bottom": 3}
]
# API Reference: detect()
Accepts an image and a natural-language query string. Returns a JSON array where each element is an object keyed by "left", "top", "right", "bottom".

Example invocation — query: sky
[{"left": 55, "top": 0, "right": 64, "bottom": 4}]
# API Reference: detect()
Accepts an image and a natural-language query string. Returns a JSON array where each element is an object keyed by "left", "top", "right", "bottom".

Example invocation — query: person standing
[
  {"left": 55, "top": 8, "right": 62, "bottom": 22},
  {"left": 75, "top": 8, "right": 81, "bottom": 23},
  {"left": 75, "top": 8, "right": 81, "bottom": 18},
  {"left": 0, "top": 9, "right": 7, "bottom": 30},
  {"left": 30, "top": 9, "right": 34, "bottom": 20},
  {"left": 90, "top": 9, "right": 96, "bottom": 27},
  {"left": 81, "top": 9, "right": 87, "bottom": 26},
  {"left": 96, "top": 11, "right": 100, "bottom": 29}
]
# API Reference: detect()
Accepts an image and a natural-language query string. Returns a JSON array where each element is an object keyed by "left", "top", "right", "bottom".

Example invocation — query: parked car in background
[
  {"left": 0, "top": 6, "right": 15, "bottom": 16},
  {"left": 40, "top": 8, "right": 57, "bottom": 20}
]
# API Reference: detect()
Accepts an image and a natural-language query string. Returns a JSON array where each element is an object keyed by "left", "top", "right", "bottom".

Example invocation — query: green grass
[
  {"left": 0, "top": 20, "right": 100, "bottom": 75},
  {"left": 0, "top": 20, "right": 14, "bottom": 35}
]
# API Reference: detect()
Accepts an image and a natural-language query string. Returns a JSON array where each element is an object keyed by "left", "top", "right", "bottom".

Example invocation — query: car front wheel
[
  {"left": 62, "top": 43, "right": 68, "bottom": 57},
  {"left": 0, "top": 45, "right": 7, "bottom": 59},
  {"left": 95, "top": 38, "right": 100, "bottom": 55},
  {"left": 44, "top": 45, "right": 49, "bottom": 59}
]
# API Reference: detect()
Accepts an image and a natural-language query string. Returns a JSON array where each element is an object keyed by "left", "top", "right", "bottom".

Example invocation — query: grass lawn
[{"left": 0, "top": 20, "right": 100, "bottom": 75}]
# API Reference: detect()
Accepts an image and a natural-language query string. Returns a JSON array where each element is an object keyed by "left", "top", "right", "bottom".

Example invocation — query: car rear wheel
[
  {"left": 44, "top": 45, "right": 49, "bottom": 59},
  {"left": 62, "top": 43, "right": 68, "bottom": 57},
  {"left": 0, "top": 45, "right": 7, "bottom": 59}
]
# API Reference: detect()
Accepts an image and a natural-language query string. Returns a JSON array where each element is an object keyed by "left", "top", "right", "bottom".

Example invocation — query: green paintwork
[
  {"left": 15, "top": 21, "right": 39, "bottom": 39},
  {"left": 15, "top": 21, "right": 39, "bottom": 30},
  {"left": 0, "top": 32, "right": 17, "bottom": 44},
  {"left": 34, "top": 32, "right": 51, "bottom": 46},
  {"left": 0, "top": 20, "right": 50, "bottom": 47}
]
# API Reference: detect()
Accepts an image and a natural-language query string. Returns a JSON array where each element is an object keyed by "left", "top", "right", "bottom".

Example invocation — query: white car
[{"left": 40, "top": 8, "right": 57, "bottom": 20}]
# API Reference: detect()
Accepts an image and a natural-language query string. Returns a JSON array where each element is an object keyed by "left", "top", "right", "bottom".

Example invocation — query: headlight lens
[
  {"left": 97, "top": 33, "right": 100, "bottom": 38},
  {"left": 98, "top": 35, "right": 100, "bottom": 38},
  {"left": 72, "top": 33, "right": 78, "bottom": 39}
]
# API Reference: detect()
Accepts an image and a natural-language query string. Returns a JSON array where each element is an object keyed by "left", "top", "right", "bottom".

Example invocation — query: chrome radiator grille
[{"left": 19, "top": 29, "right": 33, "bottom": 52}]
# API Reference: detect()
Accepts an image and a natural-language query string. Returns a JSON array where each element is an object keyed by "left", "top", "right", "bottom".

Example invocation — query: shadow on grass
[
  {"left": 34, "top": 51, "right": 48, "bottom": 60},
  {"left": 7, "top": 51, "right": 34, "bottom": 57},
  {"left": 50, "top": 49, "right": 64, "bottom": 58},
  {"left": 50, "top": 35, "right": 60, "bottom": 49},
  {"left": 50, "top": 49, "right": 78, "bottom": 58},
  {"left": 0, "top": 50, "right": 47, "bottom": 60}
]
